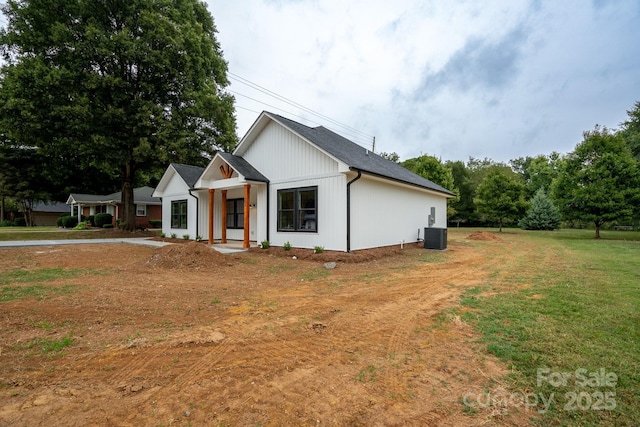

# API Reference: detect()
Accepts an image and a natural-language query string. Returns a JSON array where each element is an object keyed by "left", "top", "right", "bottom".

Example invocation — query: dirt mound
[
  {"left": 467, "top": 231, "right": 503, "bottom": 241},
  {"left": 143, "top": 241, "right": 236, "bottom": 269}
]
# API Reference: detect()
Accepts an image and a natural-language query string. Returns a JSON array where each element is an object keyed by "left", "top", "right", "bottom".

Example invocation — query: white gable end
[{"left": 242, "top": 121, "right": 341, "bottom": 182}]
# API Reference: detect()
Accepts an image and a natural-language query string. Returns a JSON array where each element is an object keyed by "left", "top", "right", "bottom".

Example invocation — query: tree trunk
[
  {"left": 499, "top": 218, "right": 503, "bottom": 232},
  {"left": 1, "top": 196, "right": 4, "bottom": 223},
  {"left": 595, "top": 222, "right": 601, "bottom": 239},
  {"left": 121, "top": 162, "right": 136, "bottom": 232}
]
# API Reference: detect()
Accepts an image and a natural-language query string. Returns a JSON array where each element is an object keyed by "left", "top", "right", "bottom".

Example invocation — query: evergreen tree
[{"left": 518, "top": 188, "right": 561, "bottom": 230}]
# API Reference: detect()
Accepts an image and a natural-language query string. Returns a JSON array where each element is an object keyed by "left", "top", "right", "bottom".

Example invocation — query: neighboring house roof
[
  {"left": 31, "top": 201, "right": 68, "bottom": 213},
  {"left": 66, "top": 186, "right": 160, "bottom": 205},
  {"left": 171, "top": 163, "right": 205, "bottom": 188},
  {"left": 264, "top": 113, "right": 456, "bottom": 196},
  {"left": 218, "top": 152, "right": 269, "bottom": 183},
  {"left": 132, "top": 186, "right": 161, "bottom": 204}
]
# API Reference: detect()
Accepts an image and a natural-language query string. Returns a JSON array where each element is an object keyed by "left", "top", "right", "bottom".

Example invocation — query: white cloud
[{"left": 208, "top": 0, "right": 640, "bottom": 161}]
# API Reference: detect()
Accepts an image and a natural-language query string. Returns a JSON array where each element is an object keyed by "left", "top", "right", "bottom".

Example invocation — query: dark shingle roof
[
  {"left": 32, "top": 201, "right": 68, "bottom": 213},
  {"left": 218, "top": 152, "right": 269, "bottom": 183},
  {"left": 171, "top": 163, "right": 205, "bottom": 188},
  {"left": 267, "top": 113, "right": 455, "bottom": 195}
]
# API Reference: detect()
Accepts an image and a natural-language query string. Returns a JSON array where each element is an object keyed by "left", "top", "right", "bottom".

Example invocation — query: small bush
[
  {"left": 170, "top": 233, "right": 177, "bottom": 239},
  {"left": 283, "top": 241, "right": 292, "bottom": 251},
  {"left": 183, "top": 234, "right": 190, "bottom": 240},
  {"left": 0, "top": 220, "right": 15, "bottom": 227},
  {"left": 94, "top": 213, "right": 113, "bottom": 228},
  {"left": 14, "top": 217, "right": 26, "bottom": 227},
  {"left": 314, "top": 245, "right": 324, "bottom": 254},
  {"left": 148, "top": 219, "right": 162, "bottom": 228},
  {"left": 56, "top": 216, "right": 65, "bottom": 227},
  {"left": 195, "top": 235, "right": 202, "bottom": 242},
  {"left": 59, "top": 215, "right": 78, "bottom": 228},
  {"left": 102, "top": 223, "right": 114, "bottom": 229},
  {"left": 160, "top": 232, "right": 166, "bottom": 238},
  {"left": 86, "top": 215, "right": 95, "bottom": 227},
  {"left": 73, "top": 221, "right": 92, "bottom": 230},
  {"left": 260, "top": 240, "right": 270, "bottom": 249}
]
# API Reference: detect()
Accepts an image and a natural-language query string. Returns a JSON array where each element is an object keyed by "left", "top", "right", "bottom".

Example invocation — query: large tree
[
  {"left": 0, "top": 0, "right": 237, "bottom": 230},
  {"left": 401, "top": 154, "right": 458, "bottom": 217},
  {"left": 474, "top": 169, "right": 528, "bottom": 232},
  {"left": 552, "top": 126, "right": 640, "bottom": 238},
  {"left": 620, "top": 100, "right": 640, "bottom": 161}
]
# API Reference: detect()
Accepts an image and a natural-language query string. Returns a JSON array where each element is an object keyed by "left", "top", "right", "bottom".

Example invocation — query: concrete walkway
[
  {"left": 0, "top": 237, "right": 173, "bottom": 248},
  {"left": 0, "top": 237, "right": 256, "bottom": 255}
]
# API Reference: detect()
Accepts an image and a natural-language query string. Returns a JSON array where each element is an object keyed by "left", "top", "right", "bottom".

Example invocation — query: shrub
[
  {"left": 94, "top": 213, "right": 113, "bottom": 228},
  {"left": 86, "top": 215, "right": 95, "bottom": 227},
  {"left": 0, "top": 219, "right": 15, "bottom": 227},
  {"left": 195, "top": 235, "right": 202, "bottom": 242},
  {"left": 59, "top": 215, "right": 78, "bottom": 228},
  {"left": 56, "top": 216, "right": 65, "bottom": 227},
  {"left": 519, "top": 189, "right": 561, "bottom": 230},
  {"left": 14, "top": 217, "right": 26, "bottom": 227},
  {"left": 73, "top": 221, "right": 92, "bottom": 230},
  {"left": 283, "top": 241, "right": 292, "bottom": 251},
  {"left": 260, "top": 240, "right": 270, "bottom": 249},
  {"left": 170, "top": 233, "right": 177, "bottom": 239},
  {"left": 160, "top": 232, "right": 166, "bottom": 238},
  {"left": 148, "top": 219, "right": 162, "bottom": 228},
  {"left": 183, "top": 234, "right": 190, "bottom": 240},
  {"left": 102, "top": 223, "right": 114, "bottom": 229},
  {"left": 314, "top": 245, "right": 324, "bottom": 254}
]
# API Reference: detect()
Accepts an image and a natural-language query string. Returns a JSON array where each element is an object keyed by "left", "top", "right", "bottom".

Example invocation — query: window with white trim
[
  {"left": 171, "top": 200, "right": 187, "bottom": 229},
  {"left": 136, "top": 204, "right": 147, "bottom": 216}
]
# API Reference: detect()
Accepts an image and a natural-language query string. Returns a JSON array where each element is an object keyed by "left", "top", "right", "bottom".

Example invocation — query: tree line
[
  {"left": 1, "top": 2, "right": 638, "bottom": 235},
  {"left": 389, "top": 102, "right": 640, "bottom": 237}
]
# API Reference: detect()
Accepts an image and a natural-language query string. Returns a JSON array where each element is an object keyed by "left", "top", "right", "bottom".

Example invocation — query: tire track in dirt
[{"left": 106, "top": 347, "right": 171, "bottom": 386}]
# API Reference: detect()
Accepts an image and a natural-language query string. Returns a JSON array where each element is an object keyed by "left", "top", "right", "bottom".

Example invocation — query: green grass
[
  {"left": 0, "top": 268, "right": 98, "bottom": 302},
  {"left": 28, "top": 333, "right": 74, "bottom": 354},
  {"left": 0, "top": 227, "right": 160, "bottom": 241},
  {"left": 458, "top": 230, "right": 640, "bottom": 425}
]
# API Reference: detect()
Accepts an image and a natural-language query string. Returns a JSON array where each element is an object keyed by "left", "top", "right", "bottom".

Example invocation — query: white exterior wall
[
  {"left": 242, "top": 121, "right": 348, "bottom": 251},
  {"left": 269, "top": 175, "right": 347, "bottom": 251},
  {"left": 159, "top": 172, "right": 199, "bottom": 239},
  {"left": 349, "top": 175, "right": 448, "bottom": 251},
  {"left": 242, "top": 121, "right": 339, "bottom": 181}
]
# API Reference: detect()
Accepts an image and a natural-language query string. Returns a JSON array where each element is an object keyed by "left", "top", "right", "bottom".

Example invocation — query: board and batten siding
[
  {"left": 349, "top": 175, "right": 448, "bottom": 251},
  {"left": 242, "top": 120, "right": 348, "bottom": 251},
  {"left": 242, "top": 121, "right": 340, "bottom": 181},
  {"left": 269, "top": 174, "right": 347, "bottom": 251}
]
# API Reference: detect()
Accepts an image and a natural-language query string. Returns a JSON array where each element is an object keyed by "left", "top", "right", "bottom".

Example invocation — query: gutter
[
  {"left": 346, "top": 170, "right": 362, "bottom": 252},
  {"left": 188, "top": 189, "right": 199, "bottom": 238}
]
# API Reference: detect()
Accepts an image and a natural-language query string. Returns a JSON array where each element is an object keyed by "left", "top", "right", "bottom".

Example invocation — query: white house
[{"left": 153, "top": 111, "right": 455, "bottom": 251}]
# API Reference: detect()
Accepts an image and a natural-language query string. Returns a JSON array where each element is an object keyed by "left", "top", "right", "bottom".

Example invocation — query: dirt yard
[{"left": 0, "top": 230, "right": 531, "bottom": 426}]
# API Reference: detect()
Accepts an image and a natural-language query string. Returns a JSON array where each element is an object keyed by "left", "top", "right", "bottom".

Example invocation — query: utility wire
[
  {"left": 228, "top": 72, "right": 375, "bottom": 142},
  {"left": 231, "top": 89, "right": 374, "bottom": 148}
]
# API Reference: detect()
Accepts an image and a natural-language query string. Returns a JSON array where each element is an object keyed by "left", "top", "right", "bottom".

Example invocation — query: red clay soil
[
  {"left": 0, "top": 232, "right": 533, "bottom": 426},
  {"left": 466, "top": 231, "right": 503, "bottom": 241}
]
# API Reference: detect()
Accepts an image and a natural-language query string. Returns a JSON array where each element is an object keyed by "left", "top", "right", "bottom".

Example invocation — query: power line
[
  {"left": 228, "top": 72, "right": 375, "bottom": 141},
  {"left": 231, "top": 89, "right": 374, "bottom": 148}
]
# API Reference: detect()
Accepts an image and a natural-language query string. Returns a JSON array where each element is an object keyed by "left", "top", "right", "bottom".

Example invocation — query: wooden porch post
[
  {"left": 221, "top": 190, "right": 228, "bottom": 244},
  {"left": 208, "top": 189, "right": 215, "bottom": 244},
  {"left": 243, "top": 184, "right": 250, "bottom": 249}
]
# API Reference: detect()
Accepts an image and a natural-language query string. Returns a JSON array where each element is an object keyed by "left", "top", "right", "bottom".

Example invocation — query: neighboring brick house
[{"left": 66, "top": 186, "right": 162, "bottom": 228}]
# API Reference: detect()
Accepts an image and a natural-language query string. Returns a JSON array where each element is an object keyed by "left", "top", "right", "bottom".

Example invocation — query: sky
[{"left": 207, "top": 0, "right": 640, "bottom": 163}]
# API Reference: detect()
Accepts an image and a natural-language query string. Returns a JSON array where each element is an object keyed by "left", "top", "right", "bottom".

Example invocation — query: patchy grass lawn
[{"left": 459, "top": 228, "right": 640, "bottom": 425}]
